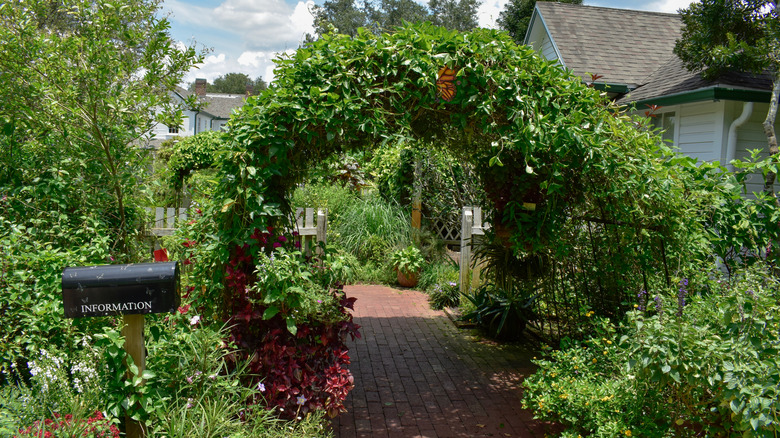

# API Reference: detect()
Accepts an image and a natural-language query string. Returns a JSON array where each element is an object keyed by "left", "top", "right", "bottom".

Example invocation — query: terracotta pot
[{"left": 396, "top": 269, "right": 419, "bottom": 288}]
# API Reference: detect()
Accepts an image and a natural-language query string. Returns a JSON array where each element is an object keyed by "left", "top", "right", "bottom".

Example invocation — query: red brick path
[{"left": 331, "top": 284, "right": 559, "bottom": 438}]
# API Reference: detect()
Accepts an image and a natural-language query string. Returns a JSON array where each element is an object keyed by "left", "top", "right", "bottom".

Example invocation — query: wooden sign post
[{"left": 62, "top": 262, "right": 180, "bottom": 438}]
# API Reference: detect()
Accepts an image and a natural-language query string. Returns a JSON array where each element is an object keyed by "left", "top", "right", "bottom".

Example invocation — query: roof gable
[{"left": 527, "top": 2, "right": 682, "bottom": 87}]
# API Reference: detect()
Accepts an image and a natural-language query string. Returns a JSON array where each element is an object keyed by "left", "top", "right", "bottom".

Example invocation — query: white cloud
[
  {"left": 645, "top": 0, "right": 696, "bottom": 13},
  {"left": 167, "top": 0, "right": 317, "bottom": 85},
  {"left": 478, "top": 0, "right": 507, "bottom": 29},
  {"left": 169, "top": 0, "right": 314, "bottom": 51}
]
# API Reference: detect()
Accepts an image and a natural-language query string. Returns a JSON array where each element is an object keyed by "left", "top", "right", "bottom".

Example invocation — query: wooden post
[
  {"left": 122, "top": 314, "right": 146, "bottom": 438},
  {"left": 459, "top": 207, "right": 473, "bottom": 295},
  {"left": 316, "top": 209, "right": 327, "bottom": 256},
  {"left": 412, "top": 158, "right": 422, "bottom": 230}
]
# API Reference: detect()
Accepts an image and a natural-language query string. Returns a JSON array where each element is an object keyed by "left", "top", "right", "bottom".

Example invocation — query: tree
[
  {"left": 311, "top": 0, "right": 479, "bottom": 37},
  {"left": 674, "top": 0, "right": 780, "bottom": 197},
  {"left": 0, "top": 0, "right": 203, "bottom": 256},
  {"left": 497, "top": 0, "right": 582, "bottom": 44},
  {"left": 209, "top": 73, "right": 267, "bottom": 95},
  {"left": 429, "top": 0, "right": 480, "bottom": 31}
]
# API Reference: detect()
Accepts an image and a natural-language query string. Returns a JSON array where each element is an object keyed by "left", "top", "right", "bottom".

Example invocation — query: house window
[
  {"left": 168, "top": 125, "right": 179, "bottom": 134},
  {"left": 651, "top": 111, "right": 676, "bottom": 144}
]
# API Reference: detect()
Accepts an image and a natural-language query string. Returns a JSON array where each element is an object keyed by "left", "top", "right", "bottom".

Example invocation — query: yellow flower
[
  {"left": 592, "top": 358, "right": 597, "bottom": 363},
  {"left": 624, "top": 430, "right": 632, "bottom": 436},
  {"left": 606, "top": 340, "right": 612, "bottom": 345}
]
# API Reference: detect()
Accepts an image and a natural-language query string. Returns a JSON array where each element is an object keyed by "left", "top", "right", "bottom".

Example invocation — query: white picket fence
[
  {"left": 459, "top": 206, "right": 490, "bottom": 294},
  {"left": 145, "top": 207, "right": 188, "bottom": 236},
  {"left": 144, "top": 207, "right": 328, "bottom": 257}
]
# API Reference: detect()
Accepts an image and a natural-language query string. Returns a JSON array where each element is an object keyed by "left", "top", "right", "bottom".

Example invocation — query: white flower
[{"left": 189, "top": 315, "right": 201, "bottom": 326}]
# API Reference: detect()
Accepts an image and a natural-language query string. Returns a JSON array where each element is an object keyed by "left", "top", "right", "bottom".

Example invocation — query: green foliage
[
  {"left": 291, "top": 182, "right": 358, "bottom": 225},
  {"left": 312, "top": 0, "right": 478, "bottom": 38},
  {"left": 674, "top": 0, "right": 778, "bottom": 80},
  {"left": 190, "top": 73, "right": 267, "bottom": 95},
  {"left": 428, "top": 0, "right": 479, "bottom": 31},
  {"left": 331, "top": 194, "right": 412, "bottom": 263},
  {"left": 497, "top": 0, "right": 582, "bottom": 44},
  {"left": 418, "top": 258, "right": 459, "bottom": 292},
  {"left": 461, "top": 282, "right": 536, "bottom": 340},
  {"left": 0, "top": 213, "right": 117, "bottom": 387},
  {"left": 428, "top": 282, "right": 460, "bottom": 309},
  {"left": 166, "top": 131, "right": 225, "bottom": 191},
  {"left": 389, "top": 245, "right": 424, "bottom": 276},
  {"left": 523, "top": 266, "right": 780, "bottom": 437},
  {"left": 0, "top": 0, "right": 203, "bottom": 255},
  {"left": 0, "top": 339, "right": 118, "bottom": 436}
]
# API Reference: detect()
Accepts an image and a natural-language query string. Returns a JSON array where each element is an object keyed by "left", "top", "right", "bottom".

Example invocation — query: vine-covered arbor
[{"left": 201, "top": 23, "right": 707, "bottom": 335}]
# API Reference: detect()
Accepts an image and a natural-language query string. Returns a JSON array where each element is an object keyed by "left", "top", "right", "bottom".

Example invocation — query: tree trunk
[{"left": 762, "top": 72, "right": 780, "bottom": 206}]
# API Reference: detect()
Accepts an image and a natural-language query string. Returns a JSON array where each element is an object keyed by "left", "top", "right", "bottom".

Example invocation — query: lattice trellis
[{"left": 424, "top": 213, "right": 461, "bottom": 244}]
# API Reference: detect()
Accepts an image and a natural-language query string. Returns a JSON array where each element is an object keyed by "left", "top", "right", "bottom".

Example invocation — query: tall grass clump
[{"left": 332, "top": 193, "right": 412, "bottom": 263}]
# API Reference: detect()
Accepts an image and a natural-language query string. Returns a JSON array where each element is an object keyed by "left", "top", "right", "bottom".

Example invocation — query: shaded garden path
[{"left": 331, "top": 285, "right": 560, "bottom": 438}]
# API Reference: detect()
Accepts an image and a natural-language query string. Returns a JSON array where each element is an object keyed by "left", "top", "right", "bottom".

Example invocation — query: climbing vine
[{"left": 189, "top": 21, "right": 719, "bottom": 347}]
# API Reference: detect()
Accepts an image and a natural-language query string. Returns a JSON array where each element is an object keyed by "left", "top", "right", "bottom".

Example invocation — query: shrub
[
  {"left": 185, "top": 226, "right": 361, "bottom": 419},
  {"left": 523, "top": 266, "right": 780, "bottom": 437},
  {"left": 461, "top": 282, "right": 537, "bottom": 340},
  {"left": 291, "top": 182, "right": 358, "bottom": 226},
  {"left": 427, "top": 281, "right": 460, "bottom": 310}
]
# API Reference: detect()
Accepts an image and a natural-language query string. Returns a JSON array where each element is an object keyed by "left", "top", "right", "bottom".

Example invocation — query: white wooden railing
[
  {"left": 145, "top": 207, "right": 188, "bottom": 236},
  {"left": 291, "top": 208, "right": 328, "bottom": 256},
  {"left": 459, "top": 206, "right": 490, "bottom": 294}
]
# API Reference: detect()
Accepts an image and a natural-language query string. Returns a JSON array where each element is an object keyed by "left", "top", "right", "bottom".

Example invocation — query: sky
[{"left": 162, "top": 0, "right": 698, "bottom": 86}]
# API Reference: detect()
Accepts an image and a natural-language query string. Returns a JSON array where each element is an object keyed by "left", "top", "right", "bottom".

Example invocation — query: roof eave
[{"left": 627, "top": 86, "right": 773, "bottom": 107}]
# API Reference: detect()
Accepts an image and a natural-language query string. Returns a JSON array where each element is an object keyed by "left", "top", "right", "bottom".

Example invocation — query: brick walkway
[{"left": 331, "top": 284, "right": 560, "bottom": 438}]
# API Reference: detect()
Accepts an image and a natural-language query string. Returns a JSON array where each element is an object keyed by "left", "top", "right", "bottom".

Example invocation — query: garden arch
[
  {"left": 215, "top": 23, "right": 656, "bottom": 252},
  {"left": 186, "top": 23, "right": 714, "bottom": 416},
  {"left": 203, "top": 22, "right": 697, "bottom": 331}
]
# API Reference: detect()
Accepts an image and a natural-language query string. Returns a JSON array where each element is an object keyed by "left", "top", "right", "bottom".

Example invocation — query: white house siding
[
  {"left": 731, "top": 101, "right": 780, "bottom": 196},
  {"left": 675, "top": 101, "right": 724, "bottom": 163},
  {"left": 526, "top": 21, "right": 559, "bottom": 64}
]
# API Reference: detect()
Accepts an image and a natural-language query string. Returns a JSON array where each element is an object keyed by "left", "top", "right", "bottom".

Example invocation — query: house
[
  {"left": 149, "top": 78, "right": 248, "bottom": 148},
  {"left": 524, "top": 1, "right": 778, "bottom": 194}
]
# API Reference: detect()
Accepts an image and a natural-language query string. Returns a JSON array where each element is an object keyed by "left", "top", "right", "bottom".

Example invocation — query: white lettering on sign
[{"left": 80, "top": 301, "right": 153, "bottom": 314}]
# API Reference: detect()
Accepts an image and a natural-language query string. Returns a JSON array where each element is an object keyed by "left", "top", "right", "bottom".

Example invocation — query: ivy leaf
[
  {"left": 263, "top": 306, "right": 279, "bottom": 320},
  {"left": 286, "top": 317, "right": 298, "bottom": 335}
]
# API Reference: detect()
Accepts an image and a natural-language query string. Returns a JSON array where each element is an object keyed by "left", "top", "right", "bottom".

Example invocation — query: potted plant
[{"left": 390, "top": 245, "right": 424, "bottom": 287}]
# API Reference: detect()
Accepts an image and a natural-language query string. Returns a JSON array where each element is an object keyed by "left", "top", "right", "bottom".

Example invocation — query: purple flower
[
  {"left": 273, "top": 242, "right": 282, "bottom": 248},
  {"left": 256, "top": 382, "right": 266, "bottom": 392},
  {"left": 278, "top": 235, "right": 287, "bottom": 243},
  {"left": 637, "top": 290, "right": 647, "bottom": 312},
  {"left": 296, "top": 395, "right": 306, "bottom": 405},
  {"left": 677, "top": 279, "right": 687, "bottom": 317},
  {"left": 653, "top": 295, "right": 663, "bottom": 318}
]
